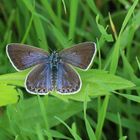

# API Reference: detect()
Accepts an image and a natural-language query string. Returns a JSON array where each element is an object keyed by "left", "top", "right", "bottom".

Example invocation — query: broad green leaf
[
  {"left": 0, "top": 85, "right": 19, "bottom": 106},
  {"left": 0, "top": 70, "right": 28, "bottom": 86},
  {"left": 0, "top": 69, "right": 135, "bottom": 102},
  {"left": 3, "top": 97, "right": 83, "bottom": 129},
  {"left": 80, "top": 69, "right": 135, "bottom": 91}
]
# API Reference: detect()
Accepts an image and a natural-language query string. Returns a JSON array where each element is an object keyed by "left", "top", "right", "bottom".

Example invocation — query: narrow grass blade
[
  {"left": 33, "top": 16, "right": 49, "bottom": 50},
  {"left": 109, "top": 12, "right": 117, "bottom": 40},
  {"left": 114, "top": 91, "right": 140, "bottom": 103},
  {"left": 68, "top": 0, "right": 79, "bottom": 41},
  {"left": 119, "top": 136, "right": 127, "bottom": 140},
  {"left": 55, "top": 116, "right": 82, "bottom": 140},
  {"left": 118, "top": 113, "right": 123, "bottom": 138},
  {"left": 61, "top": 0, "right": 67, "bottom": 14},
  {"left": 119, "top": 0, "right": 138, "bottom": 36},
  {"left": 84, "top": 85, "right": 96, "bottom": 140},
  {"left": 37, "top": 95, "right": 53, "bottom": 140},
  {"left": 121, "top": 51, "right": 138, "bottom": 81},
  {"left": 40, "top": 0, "right": 62, "bottom": 29},
  {"left": 110, "top": 0, "right": 138, "bottom": 74},
  {"left": 36, "top": 124, "right": 45, "bottom": 140},
  {"left": 21, "top": 0, "right": 49, "bottom": 50},
  {"left": 106, "top": 112, "right": 140, "bottom": 132},
  {"left": 95, "top": 95, "right": 110, "bottom": 140},
  {"left": 86, "top": 0, "right": 104, "bottom": 22},
  {"left": 136, "top": 57, "right": 140, "bottom": 70},
  {"left": 49, "top": 130, "right": 72, "bottom": 140},
  {"left": 21, "top": 14, "right": 33, "bottom": 43}
]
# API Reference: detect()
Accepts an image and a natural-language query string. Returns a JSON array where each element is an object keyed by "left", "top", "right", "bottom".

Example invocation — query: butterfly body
[
  {"left": 6, "top": 42, "right": 96, "bottom": 95},
  {"left": 48, "top": 51, "right": 60, "bottom": 89}
]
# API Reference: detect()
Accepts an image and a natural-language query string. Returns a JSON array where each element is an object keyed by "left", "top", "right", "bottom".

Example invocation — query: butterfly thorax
[{"left": 49, "top": 51, "right": 61, "bottom": 67}]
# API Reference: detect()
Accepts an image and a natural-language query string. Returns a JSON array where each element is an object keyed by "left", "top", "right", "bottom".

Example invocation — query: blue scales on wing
[
  {"left": 25, "top": 63, "right": 53, "bottom": 94},
  {"left": 56, "top": 62, "right": 81, "bottom": 94}
]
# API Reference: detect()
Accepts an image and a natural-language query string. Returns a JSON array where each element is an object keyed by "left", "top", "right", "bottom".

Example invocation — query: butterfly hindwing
[
  {"left": 6, "top": 43, "right": 49, "bottom": 71},
  {"left": 59, "top": 42, "right": 96, "bottom": 70},
  {"left": 25, "top": 63, "right": 53, "bottom": 95},
  {"left": 56, "top": 62, "right": 81, "bottom": 94}
]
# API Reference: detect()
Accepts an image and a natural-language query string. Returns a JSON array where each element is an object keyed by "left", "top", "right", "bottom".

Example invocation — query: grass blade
[
  {"left": 95, "top": 95, "right": 110, "bottom": 140},
  {"left": 84, "top": 86, "right": 96, "bottom": 140},
  {"left": 55, "top": 116, "right": 82, "bottom": 140},
  {"left": 68, "top": 0, "right": 79, "bottom": 41}
]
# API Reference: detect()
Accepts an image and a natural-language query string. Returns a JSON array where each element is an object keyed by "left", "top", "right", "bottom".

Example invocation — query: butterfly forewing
[
  {"left": 59, "top": 42, "right": 96, "bottom": 70},
  {"left": 56, "top": 62, "right": 81, "bottom": 94},
  {"left": 7, "top": 44, "right": 49, "bottom": 70},
  {"left": 25, "top": 63, "right": 53, "bottom": 94}
]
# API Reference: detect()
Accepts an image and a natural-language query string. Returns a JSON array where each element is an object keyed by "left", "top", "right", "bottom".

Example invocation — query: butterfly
[{"left": 6, "top": 42, "right": 96, "bottom": 95}]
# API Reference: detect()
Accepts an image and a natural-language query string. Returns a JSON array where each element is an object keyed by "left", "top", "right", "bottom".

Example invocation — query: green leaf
[
  {"left": 0, "top": 85, "right": 19, "bottom": 106},
  {"left": 80, "top": 69, "right": 135, "bottom": 91},
  {"left": 0, "top": 69, "right": 135, "bottom": 102},
  {"left": 4, "top": 97, "right": 83, "bottom": 129},
  {"left": 96, "top": 15, "right": 113, "bottom": 42},
  {"left": 0, "top": 70, "right": 28, "bottom": 86}
]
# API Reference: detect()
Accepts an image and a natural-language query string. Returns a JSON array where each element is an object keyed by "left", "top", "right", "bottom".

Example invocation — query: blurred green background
[{"left": 0, "top": 0, "right": 140, "bottom": 140}]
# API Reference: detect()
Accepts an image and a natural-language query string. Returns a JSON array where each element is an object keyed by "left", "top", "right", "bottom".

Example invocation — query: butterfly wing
[
  {"left": 59, "top": 42, "right": 96, "bottom": 70},
  {"left": 6, "top": 43, "right": 49, "bottom": 71},
  {"left": 25, "top": 63, "right": 53, "bottom": 95},
  {"left": 56, "top": 62, "right": 81, "bottom": 94}
]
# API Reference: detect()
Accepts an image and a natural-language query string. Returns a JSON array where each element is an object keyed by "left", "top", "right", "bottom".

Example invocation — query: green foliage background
[{"left": 0, "top": 0, "right": 140, "bottom": 140}]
